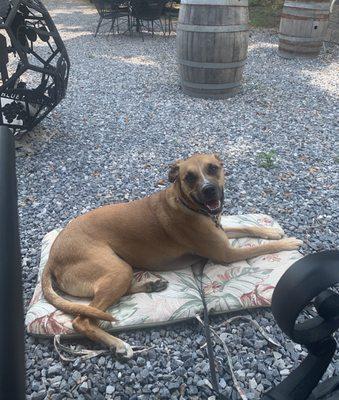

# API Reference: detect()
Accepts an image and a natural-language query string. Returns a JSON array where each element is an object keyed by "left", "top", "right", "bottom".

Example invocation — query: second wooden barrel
[
  {"left": 326, "top": 0, "right": 339, "bottom": 44},
  {"left": 278, "top": 0, "right": 331, "bottom": 58},
  {"left": 176, "top": 0, "right": 249, "bottom": 99}
]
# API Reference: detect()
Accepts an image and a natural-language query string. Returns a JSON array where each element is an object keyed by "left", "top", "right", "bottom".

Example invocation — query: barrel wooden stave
[
  {"left": 278, "top": 0, "right": 330, "bottom": 58},
  {"left": 326, "top": 0, "right": 339, "bottom": 44},
  {"left": 176, "top": 1, "right": 249, "bottom": 99},
  {"left": 177, "top": 31, "right": 248, "bottom": 68}
]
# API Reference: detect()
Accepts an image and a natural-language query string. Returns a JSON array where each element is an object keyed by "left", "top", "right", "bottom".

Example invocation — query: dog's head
[{"left": 168, "top": 153, "right": 225, "bottom": 215}]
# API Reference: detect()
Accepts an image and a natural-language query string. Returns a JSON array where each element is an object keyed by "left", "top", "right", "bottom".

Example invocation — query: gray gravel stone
[
  {"left": 249, "top": 378, "right": 257, "bottom": 390},
  {"left": 31, "top": 381, "right": 40, "bottom": 392},
  {"left": 71, "top": 371, "right": 81, "bottom": 383},
  {"left": 167, "top": 382, "right": 180, "bottom": 391},
  {"left": 105, "top": 385, "right": 115, "bottom": 395},
  {"left": 98, "top": 356, "right": 106, "bottom": 366},
  {"left": 31, "top": 391, "right": 47, "bottom": 400},
  {"left": 236, "top": 370, "right": 246, "bottom": 382},
  {"left": 159, "top": 387, "right": 171, "bottom": 397},
  {"left": 254, "top": 340, "right": 267, "bottom": 350},
  {"left": 79, "top": 382, "right": 89, "bottom": 393},
  {"left": 219, "top": 378, "right": 227, "bottom": 389},
  {"left": 47, "top": 365, "right": 62, "bottom": 376},
  {"left": 136, "top": 357, "right": 146, "bottom": 367}
]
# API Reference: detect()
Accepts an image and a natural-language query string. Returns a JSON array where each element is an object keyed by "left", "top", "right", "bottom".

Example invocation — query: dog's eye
[
  {"left": 185, "top": 171, "right": 197, "bottom": 185},
  {"left": 207, "top": 164, "right": 219, "bottom": 175}
]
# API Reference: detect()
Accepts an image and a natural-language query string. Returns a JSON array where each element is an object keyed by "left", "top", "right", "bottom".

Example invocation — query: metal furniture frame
[
  {"left": 0, "top": 126, "right": 25, "bottom": 400},
  {"left": 0, "top": 0, "right": 70, "bottom": 137}
]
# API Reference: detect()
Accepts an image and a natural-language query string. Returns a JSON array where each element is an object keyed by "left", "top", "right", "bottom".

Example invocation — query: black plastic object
[
  {"left": 262, "top": 251, "right": 339, "bottom": 400},
  {"left": 0, "top": 126, "right": 25, "bottom": 399},
  {"left": 0, "top": 0, "right": 70, "bottom": 136}
]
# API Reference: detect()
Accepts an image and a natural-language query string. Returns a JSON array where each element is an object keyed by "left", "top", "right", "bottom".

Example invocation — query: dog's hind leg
[
  {"left": 73, "top": 315, "right": 134, "bottom": 360},
  {"left": 72, "top": 258, "right": 134, "bottom": 360}
]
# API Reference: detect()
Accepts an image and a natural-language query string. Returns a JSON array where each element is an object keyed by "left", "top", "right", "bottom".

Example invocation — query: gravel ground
[{"left": 16, "top": 0, "right": 339, "bottom": 399}]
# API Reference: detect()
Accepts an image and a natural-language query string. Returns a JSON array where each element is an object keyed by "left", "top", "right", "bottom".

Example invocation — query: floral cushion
[{"left": 25, "top": 214, "right": 302, "bottom": 337}]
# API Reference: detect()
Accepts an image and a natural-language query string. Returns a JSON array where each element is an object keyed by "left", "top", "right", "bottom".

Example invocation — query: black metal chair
[
  {"left": 93, "top": 0, "right": 130, "bottom": 36},
  {"left": 163, "top": 1, "right": 177, "bottom": 36},
  {"left": 129, "top": 0, "right": 168, "bottom": 39}
]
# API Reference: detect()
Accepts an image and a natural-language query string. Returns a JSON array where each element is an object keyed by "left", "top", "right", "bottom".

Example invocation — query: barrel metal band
[
  {"left": 181, "top": 0, "right": 248, "bottom": 5},
  {"left": 181, "top": 80, "right": 241, "bottom": 89},
  {"left": 280, "top": 6, "right": 329, "bottom": 16},
  {"left": 279, "top": 34, "right": 324, "bottom": 42},
  {"left": 280, "top": 12, "right": 328, "bottom": 21},
  {"left": 281, "top": 12, "right": 329, "bottom": 20},
  {"left": 177, "top": 23, "right": 248, "bottom": 33},
  {"left": 284, "top": 2, "right": 331, "bottom": 11},
  {"left": 178, "top": 59, "right": 246, "bottom": 68}
]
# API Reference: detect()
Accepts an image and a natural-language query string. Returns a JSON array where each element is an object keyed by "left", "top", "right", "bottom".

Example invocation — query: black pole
[{"left": 0, "top": 126, "right": 26, "bottom": 399}]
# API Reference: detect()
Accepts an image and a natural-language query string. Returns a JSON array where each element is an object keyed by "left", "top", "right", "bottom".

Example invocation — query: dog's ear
[
  {"left": 214, "top": 153, "right": 224, "bottom": 166},
  {"left": 168, "top": 161, "right": 180, "bottom": 183}
]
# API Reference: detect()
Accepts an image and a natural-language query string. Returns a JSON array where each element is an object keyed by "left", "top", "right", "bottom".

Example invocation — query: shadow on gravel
[{"left": 246, "top": 40, "right": 338, "bottom": 99}]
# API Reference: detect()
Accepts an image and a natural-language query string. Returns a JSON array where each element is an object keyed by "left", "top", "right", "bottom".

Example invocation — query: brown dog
[{"left": 42, "top": 154, "right": 302, "bottom": 359}]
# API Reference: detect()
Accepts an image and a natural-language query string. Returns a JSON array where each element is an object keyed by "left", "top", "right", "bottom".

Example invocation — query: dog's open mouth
[
  {"left": 204, "top": 199, "right": 221, "bottom": 213},
  {"left": 190, "top": 192, "right": 224, "bottom": 215}
]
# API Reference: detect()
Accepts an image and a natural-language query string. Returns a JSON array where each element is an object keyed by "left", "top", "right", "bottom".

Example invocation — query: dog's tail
[{"left": 41, "top": 263, "right": 115, "bottom": 322}]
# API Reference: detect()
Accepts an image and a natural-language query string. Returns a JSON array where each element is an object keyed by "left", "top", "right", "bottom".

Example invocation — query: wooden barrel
[
  {"left": 326, "top": 0, "right": 339, "bottom": 44},
  {"left": 278, "top": 0, "right": 331, "bottom": 58},
  {"left": 176, "top": 0, "right": 249, "bottom": 99}
]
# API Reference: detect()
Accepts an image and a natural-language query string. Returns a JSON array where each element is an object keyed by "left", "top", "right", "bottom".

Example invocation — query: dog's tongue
[{"left": 205, "top": 199, "right": 220, "bottom": 212}]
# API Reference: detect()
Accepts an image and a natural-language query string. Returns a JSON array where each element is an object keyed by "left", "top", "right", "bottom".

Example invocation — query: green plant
[
  {"left": 258, "top": 150, "right": 278, "bottom": 169},
  {"left": 249, "top": 0, "right": 284, "bottom": 28}
]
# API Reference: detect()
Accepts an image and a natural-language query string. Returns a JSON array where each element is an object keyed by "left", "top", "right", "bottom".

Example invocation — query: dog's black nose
[{"left": 202, "top": 184, "right": 217, "bottom": 199}]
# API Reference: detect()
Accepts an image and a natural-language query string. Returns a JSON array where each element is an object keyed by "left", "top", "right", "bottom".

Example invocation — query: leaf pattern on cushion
[
  {"left": 203, "top": 281, "right": 223, "bottom": 295},
  {"left": 28, "top": 310, "right": 74, "bottom": 336},
  {"left": 172, "top": 271, "right": 200, "bottom": 293},
  {"left": 169, "top": 296, "right": 204, "bottom": 320},
  {"left": 202, "top": 263, "right": 275, "bottom": 313},
  {"left": 240, "top": 283, "right": 275, "bottom": 308},
  {"left": 256, "top": 216, "right": 275, "bottom": 227},
  {"left": 108, "top": 296, "right": 139, "bottom": 324},
  {"left": 261, "top": 254, "right": 282, "bottom": 262}
]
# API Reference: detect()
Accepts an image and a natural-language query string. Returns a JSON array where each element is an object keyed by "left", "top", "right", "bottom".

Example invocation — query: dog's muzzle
[{"left": 199, "top": 184, "right": 224, "bottom": 215}]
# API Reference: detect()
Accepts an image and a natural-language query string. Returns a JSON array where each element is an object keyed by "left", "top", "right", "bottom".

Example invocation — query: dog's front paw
[
  {"left": 146, "top": 278, "right": 169, "bottom": 293},
  {"left": 262, "top": 227, "right": 285, "bottom": 240},
  {"left": 278, "top": 237, "right": 303, "bottom": 251}
]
